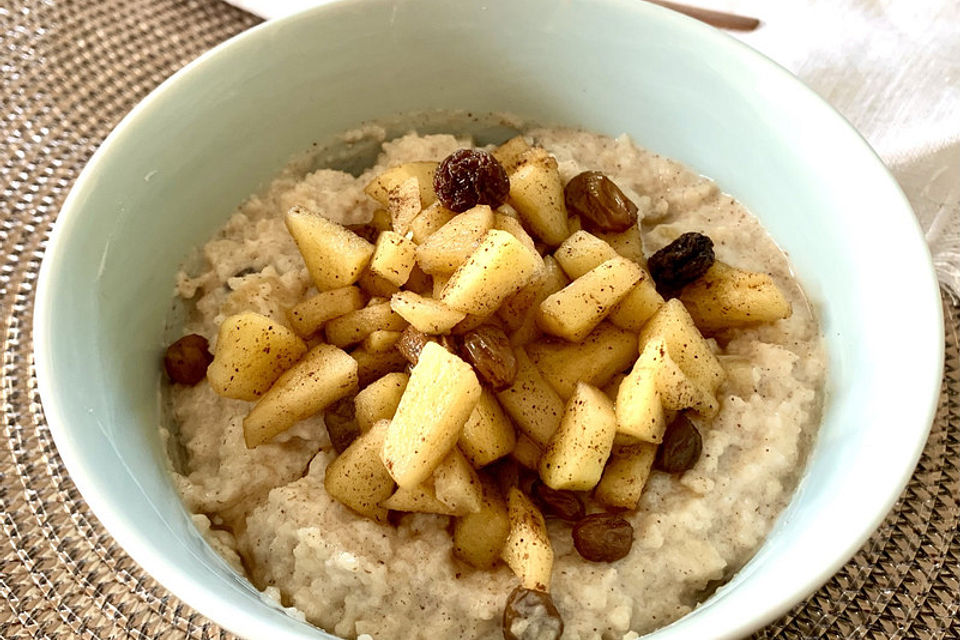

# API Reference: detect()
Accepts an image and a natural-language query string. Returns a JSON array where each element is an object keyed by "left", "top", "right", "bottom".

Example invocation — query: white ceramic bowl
[{"left": 34, "top": 1, "right": 944, "bottom": 638}]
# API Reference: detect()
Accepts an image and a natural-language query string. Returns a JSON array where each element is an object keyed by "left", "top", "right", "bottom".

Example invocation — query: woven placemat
[{"left": 1, "top": 1, "right": 957, "bottom": 638}]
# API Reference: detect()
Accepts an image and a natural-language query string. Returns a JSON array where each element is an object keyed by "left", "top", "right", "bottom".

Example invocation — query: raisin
[
  {"left": 434, "top": 149, "right": 510, "bottom": 213},
  {"left": 531, "top": 481, "right": 585, "bottom": 522},
  {"left": 163, "top": 334, "right": 213, "bottom": 385},
  {"left": 563, "top": 171, "right": 638, "bottom": 233},
  {"left": 502, "top": 587, "right": 564, "bottom": 640},
  {"left": 572, "top": 513, "right": 634, "bottom": 562},
  {"left": 324, "top": 397, "right": 361, "bottom": 453},
  {"left": 461, "top": 326, "right": 517, "bottom": 390},
  {"left": 654, "top": 413, "right": 702, "bottom": 473},
  {"left": 647, "top": 232, "right": 715, "bottom": 295},
  {"left": 396, "top": 326, "right": 435, "bottom": 365}
]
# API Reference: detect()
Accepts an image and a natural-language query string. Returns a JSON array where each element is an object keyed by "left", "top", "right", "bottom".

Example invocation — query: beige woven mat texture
[{"left": 1, "top": 1, "right": 958, "bottom": 638}]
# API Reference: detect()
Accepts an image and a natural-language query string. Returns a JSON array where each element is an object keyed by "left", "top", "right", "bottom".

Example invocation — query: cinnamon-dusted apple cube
[
  {"left": 508, "top": 148, "right": 569, "bottom": 246},
  {"left": 361, "top": 329, "right": 403, "bottom": 353},
  {"left": 502, "top": 488, "right": 554, "bottom": 592},
  {"left": 382, "top": 480, "right": 463, "bottom": 516},
  {"left": 679, "top": 261, "right": 792, "bottom": 332},
  {"left": 616, "top": 357, "right": 666, "bottom": 443},
  {"left": 493, "top": 212, "right": 540, "bottom": 257},
  {"left": 357, "top": 269, "right": 400, "bottom": 298},
  {"left": 385, "top": 177, "right": 422, "bottom": 235},
  {"left": 459, "top": 388, "right": 517, "bottom": 468},
  {"left": 325, "top": 301, "right": 408, "bottom": 348},
  {"left": 453, "top": 477, "right": 510, "bottom": 569},
  {"left": 539, "top": 383, "right": 617, "bottom": 491},
  {"left": 505, "top": 256, "right": 570, "bottom": 347},
  {"left": 552, "top": 230, "right": 663, "bottom": 332},
  {"left": 324, "top": 420, "right": 395, "bottom": 522},
  {"left": 381, "top": 342, "right": 482, "bottom": 489},
  {"left": 390, "top": 291, "right": 465, "bottom": 335},
  {"left": 496, "top": 348, "right": 565, "bottom": 446},
  {"left": 351, "top": 346, "right": 408, "bottom": 387},
  {"left": 492, "top": 136, "right": 532, "bottom": 175},
  {"left": 538, "top": 256, "right": 642, "bottom": 342},
  {"left": 638, "top": 298, "right": 725, "bottom": 393},
  {"left": 527, "top": 322, "right": 638, "bottom": 400},
  {"left": 594, "top": 442, "right": 658, "bottom": 510},
  {"left": 354, "top": 372, "right": 409, "bottom": 431},
  {"left": 433, "top": 448, "right": 483, "bottom": 514},
  {"left": 243, "top": 343, "right": 358, "bottom": 447},
  {"left": 285, "top": 206, "right": 374, "bottom": 290},
  {"left": 409, "top": 201, "right": 456, "bottom": 244},
  {"left": 368, "top": 230, "right": 417, "bottom": 287},
  {"left": 441, "top": 229, "right": 542, "bottom": 316},
  {"left": 286, "top": 286, "right": 366, "bottom": 338},
  {"left": 596, "top": 224, "right": 646, "bottom": 265},
  {"left": 511, "top": 433, "right": 544, "bottom": 470},
  {"left": 208, "top": 312, "right": 307, "bottom": 401},
  {"left": 363, "top": 161, "right": 438, "bottom": 209},
  {"left": 416, "top": 205, "right": 495, "bottom": 275},
  {"left": 639, "top": 338, "right": 718, "bottom": 416}
]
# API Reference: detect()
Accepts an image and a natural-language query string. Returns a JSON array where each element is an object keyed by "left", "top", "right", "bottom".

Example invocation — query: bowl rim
[{"left": 33, "top": 0, "right": 945, "bottom": 639}]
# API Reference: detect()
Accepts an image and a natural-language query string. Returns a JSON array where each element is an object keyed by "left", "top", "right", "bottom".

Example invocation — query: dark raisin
[
  {"left": 434, "top": 149, "right": 510, "bottom": 213},
  {"left": 396, "top": 326, "right": 435, "bottom": 365},
  {"left": 563, "top": 171, "right": 638, "bottom": 233},
  {"left": 488, "top": 458, "right": 520, "bottom": 497},
  {"left": 461, "top": 326, "right": 517, "bottom": 390},
  {"left": 532, "top": 481, "right": 585, "bottom": 521},
  {"left": 647, "top": 232, "right": 715, "bottom": 295},
  {"left": 572, "top": 513, "right": 634, "bottom": 562},
  {"left": 163, "top": 334, "right": 213, "bottom": 385},
  {"left": 324, "top": 397, "right": 361, "bottom": 453},
  {"left": 502, "top": 587, "right": 564, "bottom": 640},
  {"left": 654, "top": 413, "right": 702, "bottom": 473}
]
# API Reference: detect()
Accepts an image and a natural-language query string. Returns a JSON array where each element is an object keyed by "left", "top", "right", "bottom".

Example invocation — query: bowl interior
[{"left": 34, "top": 0, "right": 943, "bottom": 638}]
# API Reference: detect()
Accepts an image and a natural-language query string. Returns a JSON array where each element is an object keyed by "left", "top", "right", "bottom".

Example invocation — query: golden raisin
[
  {"left": 563, "top": 171, "right": 638, "bottom": 233},
  {"left": 502, "top": 587, "right": 564, "bottom": 640},
  {"left": 572, "top": 513, "right": 634, "bottom": 562},
  {"left": 461, "top": 326, "right": 517, "bottom": 390},
  {"left": 163, "top": 334, "right": 212, "bottom": 385}
]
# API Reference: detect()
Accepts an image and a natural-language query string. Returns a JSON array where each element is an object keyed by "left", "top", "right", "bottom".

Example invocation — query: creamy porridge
[{"left": 163, "top": 127, "right": 825, "bottom": 640}]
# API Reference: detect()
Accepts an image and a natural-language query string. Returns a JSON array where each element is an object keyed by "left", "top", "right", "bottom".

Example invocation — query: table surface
[{"left": 1, "top": 1, "right": 958, "bottom": 638}]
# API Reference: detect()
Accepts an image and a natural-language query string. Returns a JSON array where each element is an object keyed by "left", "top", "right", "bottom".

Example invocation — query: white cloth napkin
[{"left": 225, "top": 0, "right": 960, "bottom": 299}]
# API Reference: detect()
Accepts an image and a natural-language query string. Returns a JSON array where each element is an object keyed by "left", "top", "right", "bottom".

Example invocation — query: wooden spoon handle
[{"left": 647, "top": 1, "right": 761, "bottom": 31}]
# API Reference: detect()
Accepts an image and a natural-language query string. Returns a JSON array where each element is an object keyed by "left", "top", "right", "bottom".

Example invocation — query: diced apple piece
[
  {"left": 538, "top": 257, "right": 642, "bottom": 342},
  {"left": 453, "top": 478, "right": 510, "bottom": 569},
  {"left": 286, "top": 286, "right": 366, "bottom": 338},
  {"left": 496, "top": 348, "right": 565, "bottom": 446},
  {"left": 351, "top": 346, "right": 408, "bottom": 387},
  {"left": 596, "top": 224, "right": 646, "bottom": 265},
  {"left": 539, "top": 383, "right": 617, "bottom": 491},
  {"left": 324, "top": 420, "right": 395, "bottom": 522},
  {"left": 368, "top": 230, "right": 417, "bottom": 287},
  {"left": 285, "top": 206, "right": 374, "bottom": 290},
  {"left": 607, "top": 274, "right": 664, "bottom": 332},
  {"left": 502, "top": 488, "right": 554, "bottom": 591},
  {"left": 357, "top": 269, "right": 400, "bottom": 297},
  {"left": 390, "top": 291, "right": 465, "bottom": 334},
  {"left": 494, "top": 212, "right": 540, "bottom": 257},
  {"left": 459, "top": 389, "right": 517, "bottom": 468},
  {"left": 381, "top": 342, "right": 481, "bottom": 489},
  {"left": 441, "top": 229, "right": 542, "bottom": 316},
  {"left": 243, "top": 344, "right": 358, "bottom": 447},
  {"left": 434, "top": 449, "right": 483, "bottom": 514},
  {"left": 492, "top": 136, "right": 532, "bottom": 174},
  {"left": 508, "top": 149, "right": 569, "bottom": 246},
  {"left": 616, "top": 358, "right": 666, "bottom": 443},
  {"left": 385, "top": 177, "right": 422, "bottom": 235},
  {"left": 594, "top": 443, "right": 658, "bottom": 510},
  {"left": 553, "top": 230, "right": 620, "bottom": 280},
  {"left": 679, "top": 262, "right": 792, "bottom": 332},
  {"left": 382, "top": 481, "right": 463, "bottom": 516},
  {"left": 354, "top": 372, "right": 409, "bottom": 431},
  {"left": 416, "top": 205, "right": 495, "bottom": 275},
  {"left": 527, "top": 322, "right": 637, "bottom": 400},
  {"left": 505, "top": 256, "right": 569, "bottom": 347},
  {"left": 361, "top": 329, "right": 403, "bottom": 353},
  {"left": 511, "top": 433, "right": 544, "bottom": 470},
  {"left": 639, "top": 338, "right": 718, "bottom": 416},
  {"left": 638, "top": 298, "right": 725, "bottom": 393},
  {"left": 363, "top": 161, "right": 438, "bottom": 209},
  {"left": 325, "top": 301, "right": 408, "bottom": 348},
  {"left": 409, "top": 202, "right": 457, "bottom": 244},
  {"left": 208, "top": 312, "right": 307, "bottom": 401}
]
